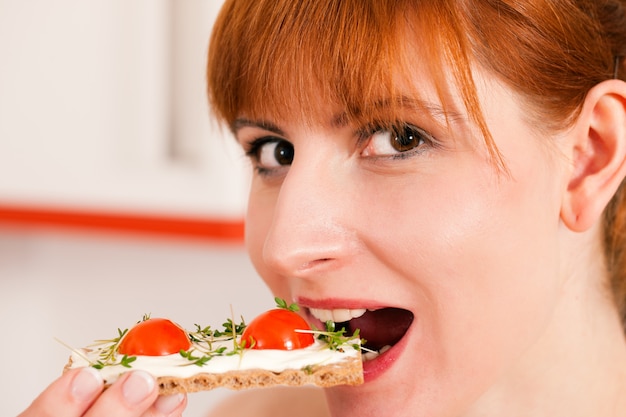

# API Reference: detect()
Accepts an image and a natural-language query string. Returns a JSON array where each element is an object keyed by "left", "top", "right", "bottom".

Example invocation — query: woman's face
[{"left": 234, "top": 64, "right": 570, "bottom": 416}]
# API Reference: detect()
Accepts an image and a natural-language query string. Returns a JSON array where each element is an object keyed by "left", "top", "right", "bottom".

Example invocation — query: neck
[{"left": 466, "top": 225, "right": 626, "bottom": 417}]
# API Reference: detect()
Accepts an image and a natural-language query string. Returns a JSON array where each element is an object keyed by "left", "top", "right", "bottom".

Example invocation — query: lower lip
[{"left": 361, "top": 330, "right": 410, "bottom": 382}]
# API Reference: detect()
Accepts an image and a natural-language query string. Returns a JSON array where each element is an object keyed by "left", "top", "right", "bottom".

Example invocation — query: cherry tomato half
[
  {"left": 241, "top": 309, "right": 315, "bottom": 350},
  {"left": 118, "top": 318, "right": 191, "bottom": 356}
]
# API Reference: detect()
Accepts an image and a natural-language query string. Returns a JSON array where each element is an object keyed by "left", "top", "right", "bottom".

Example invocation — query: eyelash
[
  {"left": 243, "top": 136, "right": 291, "bottom": 176},
  {"left": 242, "top": 122, "right": 438, "bottom": 176},
  {"left": 358, "top": 121, "right": 438, "bottom": 159},
  {"left": 244, "top": 136, "right": 274, "bottom": 159}
]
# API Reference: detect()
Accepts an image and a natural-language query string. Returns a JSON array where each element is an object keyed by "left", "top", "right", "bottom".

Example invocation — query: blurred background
[{"left": 0, "top": 1, "right": 274, "bottom": 415}]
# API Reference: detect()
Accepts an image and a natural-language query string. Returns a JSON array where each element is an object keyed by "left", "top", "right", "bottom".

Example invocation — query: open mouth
[{"left": 309, "top": 307, "right": 414, "bottom": 359}]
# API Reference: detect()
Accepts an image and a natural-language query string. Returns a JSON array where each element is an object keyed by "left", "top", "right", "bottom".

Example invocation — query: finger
[
  {"left": 83, "top": 371, "right": 159, "bottom": 417},
  {"left": 18, "top": 367, "right": 104, "bottom": 417},
  {"left": 148, "top": 393, "right": 187, "bottom": 417}
]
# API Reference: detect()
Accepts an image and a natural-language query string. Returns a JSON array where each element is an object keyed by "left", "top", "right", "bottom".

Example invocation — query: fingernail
[
  {"left": 71, "top": 367, "right": 103, "bottom": 401},
  {"left": 122, "top": 371, "right": 155, "bottom": 405},
  {"left": 155, "top": 393, "right": 185, "bottom": 415}
]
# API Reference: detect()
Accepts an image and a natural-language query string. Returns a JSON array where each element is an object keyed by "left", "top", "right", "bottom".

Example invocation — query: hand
[{"left": 18, "top": 368, "right": 187, "bottom": 417}]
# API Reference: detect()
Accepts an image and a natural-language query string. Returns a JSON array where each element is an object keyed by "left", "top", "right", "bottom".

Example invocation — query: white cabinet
[{"left": 0, "top": 0, "right": 248, "bottom": 220}]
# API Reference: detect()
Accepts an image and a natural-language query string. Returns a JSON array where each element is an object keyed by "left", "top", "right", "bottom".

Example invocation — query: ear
[{"left": 561, "top": 79, "right": 626, "bottom": 232}]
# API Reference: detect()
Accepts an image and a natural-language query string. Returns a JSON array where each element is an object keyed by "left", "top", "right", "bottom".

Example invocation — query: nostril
[
  {"left": 299, "top": 258, "right": 334, "bottom": 271},
  {"left": 262, "top": 241, "right": 339, "bottom": 276}
]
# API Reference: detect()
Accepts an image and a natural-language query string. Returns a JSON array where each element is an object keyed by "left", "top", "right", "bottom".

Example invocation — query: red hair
[{"left": 207, "top": 0, "right": 626, "bottom": 324}]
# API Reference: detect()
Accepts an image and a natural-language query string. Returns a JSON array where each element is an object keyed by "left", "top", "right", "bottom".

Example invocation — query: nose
[{"left": 261, "top": 154, "right": 358, "bottom": 277}]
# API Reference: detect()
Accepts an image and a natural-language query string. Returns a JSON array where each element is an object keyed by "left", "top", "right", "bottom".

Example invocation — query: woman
[{"left": 18, "top": 1, "right": 626, "bottom": 416}]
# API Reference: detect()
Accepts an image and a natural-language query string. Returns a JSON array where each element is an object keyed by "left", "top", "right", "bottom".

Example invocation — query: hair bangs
[{"left": 209, "top": 1, "right": 432, "bottom": 127}]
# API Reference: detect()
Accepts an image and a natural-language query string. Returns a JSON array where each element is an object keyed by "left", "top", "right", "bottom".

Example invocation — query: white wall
[
  {"left": 0, "top": 227, "right": 273, "bottom": 417},
  {"left": 0, "top": 1, "right": 277, "bottom": 415},
  {"left": 0, "top": 0, "right": 247, "bottom": 217}
]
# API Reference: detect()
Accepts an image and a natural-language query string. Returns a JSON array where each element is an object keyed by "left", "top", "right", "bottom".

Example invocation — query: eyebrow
[
  {"left": 331, "top": 96, "right": 464, "bottom": 128},
  {"left": 232, "top": 97, "right": 464, "bottom": 134},
  {"left": 232, "top": 118, "right": 285, "bottom": 136}
]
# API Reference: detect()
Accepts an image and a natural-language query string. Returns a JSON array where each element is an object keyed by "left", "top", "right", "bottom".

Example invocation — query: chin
[{"left": 324, "top": 385, "right": 421, "bottom": 417}]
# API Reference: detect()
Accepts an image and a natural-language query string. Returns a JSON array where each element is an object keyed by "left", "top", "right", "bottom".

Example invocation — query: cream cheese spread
[{"left": 69, "top": 338, "right": 360, "bottom": 384}]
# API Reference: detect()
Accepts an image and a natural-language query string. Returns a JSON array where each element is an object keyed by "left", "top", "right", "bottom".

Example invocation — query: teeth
[
  {"left": 361, "top": 345, "right": 391, "bottom": 362},
  {"left": 309, "top": 308, "right": 367, "bottom": 323},
  {"left": 362, "top": 350, "right": 379, "bottom": 361}
]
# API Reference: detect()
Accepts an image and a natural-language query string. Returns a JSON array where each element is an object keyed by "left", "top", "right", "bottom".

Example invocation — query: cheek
[
  {"left": 244, "top": 192, "right": 284, "bottom": 295},
  {"left": 363, "top": 151, "right": 563, "bottom": 372},
  {"left": 449, "top": 164, "right": 563, "bottom": 376},
  {"left": 244, "top": 194, "right": 267, "bottom": 269}
]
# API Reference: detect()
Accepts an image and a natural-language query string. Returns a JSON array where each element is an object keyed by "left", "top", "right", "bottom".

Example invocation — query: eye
[
  {"left": 246, "top": 137, "right": 294, "bottom": 172},
  {"left": 361, "top": 123, "right": 432, "bottom": 157}
]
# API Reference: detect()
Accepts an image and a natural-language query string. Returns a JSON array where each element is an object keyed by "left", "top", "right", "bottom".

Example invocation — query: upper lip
[{"left": 297, "top": 297, "right": 387, "bottom": 311}]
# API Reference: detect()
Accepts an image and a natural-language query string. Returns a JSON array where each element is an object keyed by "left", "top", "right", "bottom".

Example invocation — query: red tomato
[
  {"left": 241, "top": 309, "right": 315, "bottom": 350},
  {"left": 118, "top": 318, "right": 191, "bottom": 356}
]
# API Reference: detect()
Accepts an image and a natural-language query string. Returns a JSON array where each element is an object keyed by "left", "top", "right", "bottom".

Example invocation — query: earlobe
[{"left": 561, "top": 79, "right": 626, "bottom": 232}]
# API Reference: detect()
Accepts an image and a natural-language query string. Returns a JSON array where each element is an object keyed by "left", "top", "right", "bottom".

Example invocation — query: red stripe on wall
[{"left": 0, "top": 204, "right": 245, "bottom": 242}]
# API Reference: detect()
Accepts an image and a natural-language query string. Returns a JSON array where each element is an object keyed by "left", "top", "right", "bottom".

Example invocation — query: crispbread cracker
[
  {"left": 64, "top": 346, "right": 363, "bottom": 394},
  {"left": 155, "top": 354, "right": 363, "bottom": 394}
]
